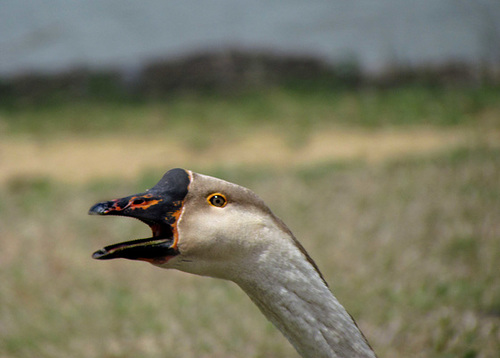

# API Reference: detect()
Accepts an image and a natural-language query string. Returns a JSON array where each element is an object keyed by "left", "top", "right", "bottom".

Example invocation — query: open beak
[
  {"left": 88, "top": 168, "right": 190, "bottom": 264},
  {"left": 88, "top": 195, "right": 179, "bottom": 263}
]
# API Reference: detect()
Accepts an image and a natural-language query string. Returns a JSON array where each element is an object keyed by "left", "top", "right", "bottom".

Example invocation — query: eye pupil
[{"left": 209, "top": 194, "right": 227, "bottom": 207}]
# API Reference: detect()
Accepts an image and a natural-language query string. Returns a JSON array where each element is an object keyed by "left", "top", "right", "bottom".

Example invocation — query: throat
[{"left": 235, "top": 252, "right": 375, "bottom": 358}]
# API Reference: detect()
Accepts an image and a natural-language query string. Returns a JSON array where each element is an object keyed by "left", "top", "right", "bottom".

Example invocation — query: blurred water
[{"left": 1, "top": 0, "right": 499, "bottom": 77}]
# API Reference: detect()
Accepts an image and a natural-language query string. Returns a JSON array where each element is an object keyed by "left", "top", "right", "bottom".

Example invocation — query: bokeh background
[{"left": 1, "top": 1, "right": 500, "bottom": 357}]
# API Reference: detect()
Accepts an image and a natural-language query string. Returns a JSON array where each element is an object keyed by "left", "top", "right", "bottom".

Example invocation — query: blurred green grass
[
  {"left": 1, "top": 85, "right": 499, "bottom": 138},
  {"left": 0, "top": 85, "right": 499, "bottom": 357}
]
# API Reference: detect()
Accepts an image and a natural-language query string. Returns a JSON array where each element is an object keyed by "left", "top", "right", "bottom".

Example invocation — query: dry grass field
[{"left": 0, "top": 86, "right": 499, "bottom": 357}]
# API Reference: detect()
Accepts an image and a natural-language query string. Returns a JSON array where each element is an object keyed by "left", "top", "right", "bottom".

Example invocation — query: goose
[{"left": 89, "top": 168, "right": 376, "bottom": 358}]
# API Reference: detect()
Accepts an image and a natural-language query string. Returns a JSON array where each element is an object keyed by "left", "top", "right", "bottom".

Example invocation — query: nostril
[{"left": 132, "top": 198, "right": 145, "bottom": 205}]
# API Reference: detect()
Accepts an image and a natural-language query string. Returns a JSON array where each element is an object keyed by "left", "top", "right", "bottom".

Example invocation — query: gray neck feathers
[{"left": 235, "top": 231, "right": 376, "bottom": 358}]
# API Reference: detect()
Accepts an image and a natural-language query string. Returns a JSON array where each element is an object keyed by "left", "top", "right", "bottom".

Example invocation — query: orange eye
[{"left": 207, "top": 193, "right": 227, "bottom": 208}]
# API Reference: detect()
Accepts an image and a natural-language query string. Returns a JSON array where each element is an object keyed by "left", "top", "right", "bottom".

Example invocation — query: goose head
[
  {"left": 89, "top": 168, "right": 377, "bottom": 357},
  {"left": 89, "top": 168, "right": 297, "bottom": 280}
]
